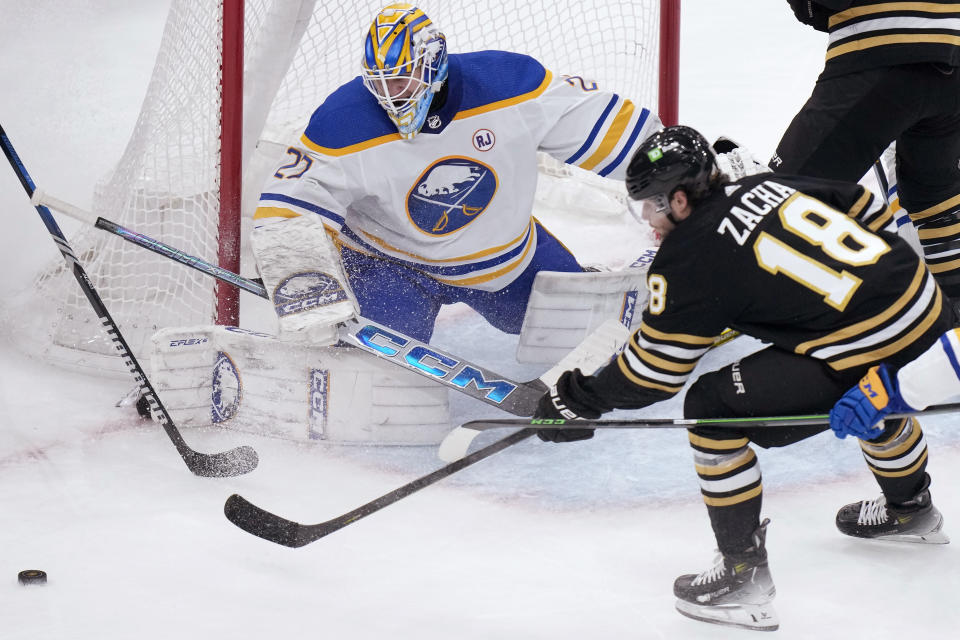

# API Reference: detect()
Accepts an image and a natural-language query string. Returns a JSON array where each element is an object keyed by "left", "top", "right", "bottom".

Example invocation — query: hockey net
[{"left": 13, "top": 0, "right": 678, "bottom": 375}]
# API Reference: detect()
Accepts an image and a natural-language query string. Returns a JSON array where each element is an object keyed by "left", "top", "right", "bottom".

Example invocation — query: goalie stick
[
  {"left": 437, "top": 402, "right": 960, "bottom": 462},
  {"left": 33, "top": 190, "right": 640, "bottom": 416},
  {"left": 0, "top": 124, "right": 258, "bottom": 478}
]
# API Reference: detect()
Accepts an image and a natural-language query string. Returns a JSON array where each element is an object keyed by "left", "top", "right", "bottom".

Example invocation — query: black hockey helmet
[{"left": 625, "top": 125, "right": 716, "bottom": 204}]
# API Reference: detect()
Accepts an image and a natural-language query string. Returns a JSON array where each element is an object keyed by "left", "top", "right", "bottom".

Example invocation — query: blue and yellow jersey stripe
[{"left": 336, "top": 220, "right": 537, "bottom": 288}]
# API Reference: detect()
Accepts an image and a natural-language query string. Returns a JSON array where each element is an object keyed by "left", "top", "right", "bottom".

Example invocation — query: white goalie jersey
[{"left": 254, "top": 50, "right": 662, "bottom": 291}]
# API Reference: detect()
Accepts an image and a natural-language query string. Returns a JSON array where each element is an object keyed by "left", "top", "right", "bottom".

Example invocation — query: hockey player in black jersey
[
  {"left": 773, "top": 1, "right": 960, "bottom": 308},
  {"left": 534, "top": 126, "right": 952, "bottom": 631}
]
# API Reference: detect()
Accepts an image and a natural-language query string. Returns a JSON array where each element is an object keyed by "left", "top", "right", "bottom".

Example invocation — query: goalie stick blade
[
  {"left": 187, "top": 446, "right": 259, "bottom": 478},
  {"left": 224, "top": 494, "right": 311, "bottom": 548},
  {"left": 438, "top": 426, "right": 484, "bottom": 462}
]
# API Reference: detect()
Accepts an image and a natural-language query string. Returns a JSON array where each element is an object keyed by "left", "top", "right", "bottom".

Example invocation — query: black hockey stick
[
  {"left": 224, "top": 427, "right": 535, "bottom": 547},
  {"left": 30, "top": 191, "right": 557, "bottom": 415},
  {"left": 0, "top": 124, "right": 258, "bottom": 477},
  {"left": 438, "top": 402, "right": 960, "bottom": 461}
]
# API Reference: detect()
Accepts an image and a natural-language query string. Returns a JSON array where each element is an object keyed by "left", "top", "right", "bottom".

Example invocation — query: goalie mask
[
  {"left": 362, "top": 3, "right": 449, "bottom": 139},
  {"left": 625, "top": 126, "right": 717, "bottom": 212}
]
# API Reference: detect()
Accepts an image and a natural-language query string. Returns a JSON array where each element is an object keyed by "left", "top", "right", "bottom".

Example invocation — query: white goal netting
[{"left": 13, "top": 0, "right": 669, "bottom": 375}]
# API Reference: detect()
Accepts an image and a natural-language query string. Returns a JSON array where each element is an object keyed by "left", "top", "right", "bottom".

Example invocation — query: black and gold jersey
[
  {"left": 788, "top": 0, "right": 960, "bottom": 77},
  {"left": 586, "top": 173, "right": 952, "bottom": 411}
]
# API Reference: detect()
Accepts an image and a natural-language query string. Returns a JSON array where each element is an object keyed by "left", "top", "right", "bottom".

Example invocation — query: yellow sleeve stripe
[
  {"left": 453, "top": 70, "right": 553, "bottom": 120},
  {"left": 796, "top": 261, "right": 925, "bottom": 354},
  {"left": 578, "top": 100, "right": 635, "bottom": 171},
  {"left": 702, "top": 484, "right": 763, "bottom": 507},
  {"left": 830, "top": 2, "right": 960, "bottom": 28},
  {"left": 867, "top": 206, "right": 894, "bottom": 232},
  {"left": 300, "top": 131, "right": 402, "bottom": 157},
  {"left": 909, "top": 192, "right": 960, "bottom": 221},
  {"left": 641, "top": 323, "right": 718, "bottom": 346},
  {"left": 688, "top": 433, "right": 750, "bottom": 450},
  {"left": 630, "top": 343, "right": 699, "bottom": 373},
  {"left": 253, "top": 206, "right": 302, "bottom": 220},
  {"left": 846, "top": 189, "right": 873, "bottom": 220},
  {"left": 829, "top": 287, "right": 943, "bottom": 370},
  {"left": 615, "top": 357, "right": 685, "bottom": 394},
  {"left": 827, "top": 34, "right": 960, "bottom": 61}
]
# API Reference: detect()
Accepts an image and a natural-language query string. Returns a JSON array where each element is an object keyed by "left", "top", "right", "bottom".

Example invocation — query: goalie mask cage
[{"left": 14, "top": 0, "right": 680, "bottom": 376}]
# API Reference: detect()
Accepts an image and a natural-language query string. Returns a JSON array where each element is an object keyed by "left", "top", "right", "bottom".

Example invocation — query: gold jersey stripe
[
  {"left": 253, "top": 206, "right": 301, "bottom": 220},
  {"left": 454, "top": 71, "right": 553, "bottom": 120},
  {"left": 702, "top": 484, "right": 763, "bottom": 507},
  {"left": 830, "top": 2, "right": 960, "bottom": 28},
  {"left": 926, "top": 256, "right": 960, "bottom": 274},
  {"left": 355, "top": 220, "right": 532, "bottom": 264},
  {"left": 688, "top": 432, "right": 750, "bottom": 450},
  {"left": 578, "top": 100, "right": 635, "bottom": 171},
  {"left": 909, "top": 192, "right": 960, "bottom": 221},
  {"left": 695, "top": 449, "right": 756, "bottom": 477},
  {"left": 846, "top": 189, "right": 873, "bottom": 220},
  {"left": 829, "top": 287, "right": 943, "bottom": 370},
  {"left": 917, "top": 219, "right": 960, "bottom": 240},
  {"left": 433, "top": 238, "right": 534, "bottom": 286},
  {"left": 641, "top": 323, "right": 718, "bottom": 346},
  {"left": 796, "top": 261, "right": 926, "bottom": 354},
  {"left": 628, "top": 338, "right": 699, "bottom": 373},
  {"left": 866, "top": 449, "right": 928, "bottom": 478},
  {"left": 300, "top": 131, "right": 401, "bottom": 156},
  {"left": 615, "top": 357, "right": 685, "bottom": 394},
  {"left": 867, "top": 206, "right": 895, "bottom": 232},
  {"left": 827, "top": 34, "right": 960, "bottom": 61}
]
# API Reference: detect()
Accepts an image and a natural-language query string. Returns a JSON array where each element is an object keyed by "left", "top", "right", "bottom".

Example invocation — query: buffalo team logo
[
  {"left": 407, "top": 157, "right": 497, "bottom": 235},
  {"left": 472, "top": 129, "right": 495, "bottom": 151},
  {"left": 211, "top": 351, "right": 241, "bottom": 423},
  {"left": 273, "top": 272, "right": 348, "bottom": 318}
]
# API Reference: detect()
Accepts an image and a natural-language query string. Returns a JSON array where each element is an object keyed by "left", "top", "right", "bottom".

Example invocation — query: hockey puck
[{"left": 17, "top": 570, "right": 47, "bottom": 586}]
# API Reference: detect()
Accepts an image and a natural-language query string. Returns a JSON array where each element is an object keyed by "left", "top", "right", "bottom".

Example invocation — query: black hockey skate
[
  {"left": 836, "top": 474, "right": 949, "bottom": 544},
  {"left": 673, "top": 519, "right": 778, "bottom": 632}
]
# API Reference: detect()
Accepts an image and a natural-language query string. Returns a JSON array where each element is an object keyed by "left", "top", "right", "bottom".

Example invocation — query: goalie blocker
[{"left": 148, "top": 325, "right": 450, "bottom": 445}]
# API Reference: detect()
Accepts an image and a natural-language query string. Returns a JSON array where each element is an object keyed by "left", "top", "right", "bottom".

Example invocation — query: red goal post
[{"left": 17, "top": 0, "right": 680, "bottom": 375}]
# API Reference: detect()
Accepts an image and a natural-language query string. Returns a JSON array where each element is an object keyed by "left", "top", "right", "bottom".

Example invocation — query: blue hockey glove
[
  {"left": 829, "top": 364, "right": 915, "bottom": 440},
  {"left": 534, "top": 369, "right": 601, "bottom": 443}
]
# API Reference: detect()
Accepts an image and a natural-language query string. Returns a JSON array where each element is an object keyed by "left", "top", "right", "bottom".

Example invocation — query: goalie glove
[
  {"left": 251, "top": 215, "right": 358, "bottom": 345},
  {"left": 829, "top": 364, "right": 915, "bottom": 440},
  {"left": 534, "top": 369, "right": 603, "bottom": 443},
  {"left": 714, "top": 145, "right": 769, "bottom": 181}
]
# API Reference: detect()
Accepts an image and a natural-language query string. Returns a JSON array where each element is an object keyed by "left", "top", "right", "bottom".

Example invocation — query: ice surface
[{"left": 1, "top": 2, "right": 959, "bottom": 638}]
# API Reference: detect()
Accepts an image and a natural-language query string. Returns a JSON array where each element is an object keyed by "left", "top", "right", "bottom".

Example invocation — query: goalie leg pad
[
  {"left": 516, "top": 251, "right": 654, "bottom": 364},
  {"left": 149, "top": 326, "right": 450, "bottom": 445}
]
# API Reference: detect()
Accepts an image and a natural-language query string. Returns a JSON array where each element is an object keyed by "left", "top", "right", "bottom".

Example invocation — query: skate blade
[
  {"left": 675, "top": 598, "right": 779, "bottom": 632},
  {"left": 877, "top": 528, "right": 950, "bottom": 544}
]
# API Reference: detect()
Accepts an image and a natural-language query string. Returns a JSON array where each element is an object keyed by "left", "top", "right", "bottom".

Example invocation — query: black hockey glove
[{"left": 534, "top": 369, "right": 602, "bottom": 443}]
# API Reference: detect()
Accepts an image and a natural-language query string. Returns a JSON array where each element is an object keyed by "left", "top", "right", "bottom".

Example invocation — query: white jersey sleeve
[
  {"left": 531, "top": 73, "right": 663, "bottom": 180},
  {"left": 897, "top": 328, "right": 960, "bottom": 409}
]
